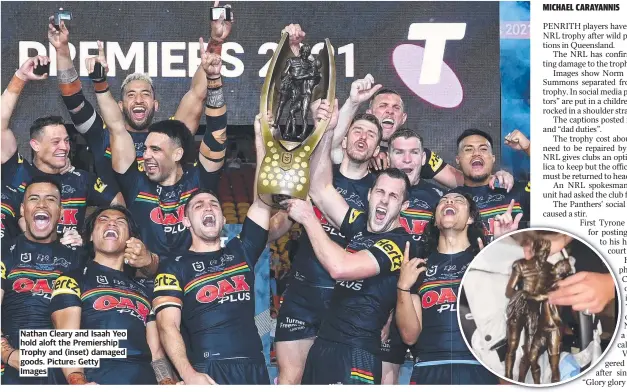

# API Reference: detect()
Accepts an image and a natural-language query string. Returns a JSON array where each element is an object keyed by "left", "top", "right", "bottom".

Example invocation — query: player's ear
[
  {"left": 183, "top": 215, "right": 192, "bottom": 228},
  {"left": 154, "top": 100, "right": 160, "bottom": 112},
  {"left": 172, "top": 147, "right": 184, "bottom": 163},
  {"left": 118, "top": 100, "right": 124, "bottom": 112},
  {"left": 30, "top": 138, "right": 41, "bottom": 153},
  {"left": 401, "top": 199, "right": 409, "bottom": 211}
]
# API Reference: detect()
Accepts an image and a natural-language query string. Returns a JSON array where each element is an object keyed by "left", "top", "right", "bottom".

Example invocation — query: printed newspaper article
[
  {"left": 0, "top": 0, "right": 625, "bottom": 389},
  {"left": 534, "top": 0, "right": 627, "bottom": 389}
]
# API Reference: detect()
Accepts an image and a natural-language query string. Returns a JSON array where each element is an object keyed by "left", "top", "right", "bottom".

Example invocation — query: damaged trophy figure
[
  {"left": 504, "top": 238, "right": 573, "bottom": 384},
  {"left": 257, "top": 31, "right": 336, "bottom": 208},
  {"left": 274, "top": 43, "right": 322, "bottom": 140}
]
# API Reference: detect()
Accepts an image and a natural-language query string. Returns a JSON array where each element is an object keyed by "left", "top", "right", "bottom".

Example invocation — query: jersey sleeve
[
  {"left": 152, "top": 257, "right": 184, "bottom": 313},
  {"left": 420, "top": 148, "right": 447, "bottom": 180},
  {"left": 232, "top": 217, "right": 269, "bottom": 268},
  {"left": 194, "top": 161, "right": 222, "bottom": 193},
  {"left": 1, "top": 245, "right": 15, "bottom": 293},
  {"left": 1, "top": 152, "right": 25, "bottom": 186},
  {"left": 339, "top": 208, "right": 367, "bottom": 242},
  {"left": 49, "top": 269, "right": 84, "bottom": 313},
  {"left": 114, "top": 161, "right": 143, "bottom": 204},
  {"left": 366, "top": 237, "right": 411, "bottom": 276},
  {"left": 86, "top": 171, "right": 120, "bottom": 207}
]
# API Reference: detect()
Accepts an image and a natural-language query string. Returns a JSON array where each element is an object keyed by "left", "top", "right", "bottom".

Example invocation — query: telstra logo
[{"left": 393, "top": 23, "right": 466, "bottom": 108}]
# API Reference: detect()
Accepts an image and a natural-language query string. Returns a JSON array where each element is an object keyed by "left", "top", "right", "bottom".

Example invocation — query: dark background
[{"left": 1, "top": 1, "right": 501, "bottom": 168}]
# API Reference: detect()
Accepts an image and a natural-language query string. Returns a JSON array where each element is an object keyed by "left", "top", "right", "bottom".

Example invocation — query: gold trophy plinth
[{"left": 257, "top": 33, "right": 336, "bottom": 208}]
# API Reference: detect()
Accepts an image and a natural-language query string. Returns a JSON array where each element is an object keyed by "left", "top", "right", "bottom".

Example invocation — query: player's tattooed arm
[
  {"left": 1, "top": 332, "right": 19, "bottom": 370},
  {"left": 2, "top": 56, "right": 49, "bottom": 163},
  {"left": 147, "top": 321, "right": 178, "bottom": 384}
]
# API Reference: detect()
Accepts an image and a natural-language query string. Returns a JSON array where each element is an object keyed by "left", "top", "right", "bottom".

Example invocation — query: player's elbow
[{"left": 400, "top": 329, "right": 419, "bottom": 346}]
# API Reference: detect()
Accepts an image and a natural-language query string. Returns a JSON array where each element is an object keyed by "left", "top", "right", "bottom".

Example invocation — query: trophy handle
[
  {"left": 260, "top": 32, "right": 293, "bottom": 145},
  {"left": 302, "top": 38, "right": 336, "bottom": 150}
]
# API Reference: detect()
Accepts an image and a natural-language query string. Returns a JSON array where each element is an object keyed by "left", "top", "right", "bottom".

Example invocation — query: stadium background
[{"left": 1, "top": 0, "right": 530, "bottom": 382}]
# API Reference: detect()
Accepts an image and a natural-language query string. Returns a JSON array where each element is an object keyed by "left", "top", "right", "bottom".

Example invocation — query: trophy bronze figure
[
  {"left": 504, "top": 238, "right": 571, "bottom": 384},
  {"left": 257, "top": 32, "right": 336, "bottom": 208}
]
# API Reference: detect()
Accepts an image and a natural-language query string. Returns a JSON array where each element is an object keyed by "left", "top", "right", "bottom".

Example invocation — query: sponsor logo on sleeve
[
  {"left": 154, "top": 273, "right": 182, "bottom": 292},
  {"left": 373, "top": 239, "right": 403, "bottom": 271},
  {"left": 94, "top": 178, "right": 108, "bottom": 193},
  {"left": 349, "top": 209, "right": 363, "bottom": 224},
  {"left": 428, "top": 151, "right": 444, "bottom": 172},
  {"left": 52, "top": 276, "right": 81, "bottom": 298}
]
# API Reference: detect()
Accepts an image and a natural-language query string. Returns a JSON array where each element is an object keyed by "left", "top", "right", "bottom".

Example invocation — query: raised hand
[
  {"left": 349, "top": 74, "right": 383, "bottom": 106},
  {"left": 85, "top": 40, "right": 109, "bottom": 76},
  {"left": 493, "top": 199, "right": 523, "bottom": 239},
  {"left": 211, "top": 1, "right": 233, "bottom": 42},
  {"left": 124, "top": 237, "right": 152, "bottom": 268},
  {"left": 310, "top": 98, "right": 339, "bottom": 131},
  {"left": 15, "top": 56, "right": 50, "bottom": 81},
  {"left": 199, "top": 37, "right": 223, "bottom": 79},
  {"left": 398, "top": 242, "right": 426, "bottom": 291},
  {"left": 504, "top": 130, "right": 530, "bottom": 152},
  {"left": 281, "top": 199, "right": 316, "bottom": 225},
  {"left": 47, "top": 15, "right": 69, "bottom": 49},
  {"left": 282, "top": 23, "right": 306, "bottom": 56}
]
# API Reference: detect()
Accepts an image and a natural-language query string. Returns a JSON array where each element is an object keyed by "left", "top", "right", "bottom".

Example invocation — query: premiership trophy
[{"left": 257, "top": 32, "right": 336, "bottom": 208}]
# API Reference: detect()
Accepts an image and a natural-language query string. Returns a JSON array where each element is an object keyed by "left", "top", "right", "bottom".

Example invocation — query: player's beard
[
  {"left": 123, "top": 106, "right": 156, "bottom": 131},
  {"left": 346, "top": 143, "right": 374, "bottom": 164},
  {"left": 467, "top": 172, "right": 490, "bottom": 184}
]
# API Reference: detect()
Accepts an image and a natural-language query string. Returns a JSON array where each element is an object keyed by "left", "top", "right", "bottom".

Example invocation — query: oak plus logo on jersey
[
  {"left": 392, "top": 23, "right": 466, "bottom": 108},
  {"left": 92, "top": 294, "right": 151, "bottom": 323},
  {"left": 150, "top": 205, "right": 187, "bottom": 234},
  {"left": 196, "top": 274, "right": 251, "bottom": 304}
]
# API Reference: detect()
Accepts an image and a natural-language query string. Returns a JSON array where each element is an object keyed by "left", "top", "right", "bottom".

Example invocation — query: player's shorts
[
  {"left": 380, "top": 322, "right": 408, "bottom": 364},
  {"left": 302, "top": 338, "right": 382, "bottom": 385},
  {"left": 193, "top": 357, "right": 270, "bottom": 385},
  {"left": 85, "top": 359, "right": 157, "bottom": 384},
  {"left": 274, "top": 283, "right": 333, "bottom": 342},
  {"left": 409, "top": 360, "right": 499, "bottom": 385}
]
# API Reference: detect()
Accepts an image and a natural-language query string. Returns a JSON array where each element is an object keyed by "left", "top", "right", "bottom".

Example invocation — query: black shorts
[
  {"left": 302, "top": 338, "right": 382, "bottom": 385},
  {"left": 85, "top": 359, "right": 156, "bottom": 385},
  {"left": 380, "top": 322, "right": 408, "bottom": 364},
  {"left": 274, "top": 283, "right": 333, "bottom": 342},
  {"left": 193, "top": 357, "right": 270, "bottom": 385},
  {"left": 409, "top": 361, "right": 499, "bottom": 385}
]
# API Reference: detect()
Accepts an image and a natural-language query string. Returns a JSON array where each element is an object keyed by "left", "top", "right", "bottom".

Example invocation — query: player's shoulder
[{"left": 514, "top": 180, "right": 531, "bottom": 194}]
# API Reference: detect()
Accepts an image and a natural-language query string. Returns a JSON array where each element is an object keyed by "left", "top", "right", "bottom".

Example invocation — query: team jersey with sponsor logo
[
  {"left": 378, "top": 145, "right": 447, "bottom": 180},
  {"left": 1, "top": 236, "right": 83, "bottom": 349},
  {"left": 292, "top": 165, "right": 374, "bottom": 287},
  {"left": 1, "top": 152, "right": 118, "bottom": 234},
  {"left": 116, "top": 161, "right": 220, "bottom": 255},
  {"left": 317, "top": 208, "right": 419, "bottom": 355},
  {"left": 400, "top": 181, "right": 443, "bottom": 240},
  {"left": 410, "top": 249, "right": 475, "bottom": 362},
  {"left": 153, "top": 217, "right": 268, "bottom": 362},
  {"left": 49, "top": 261, "right": 153, "bottom": 360},
  {"left": 452, "top": 181, "right": 530, "bottom": 243},
  {"left": 1, "top": 185, "right": 21, "bottom": 242}
]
